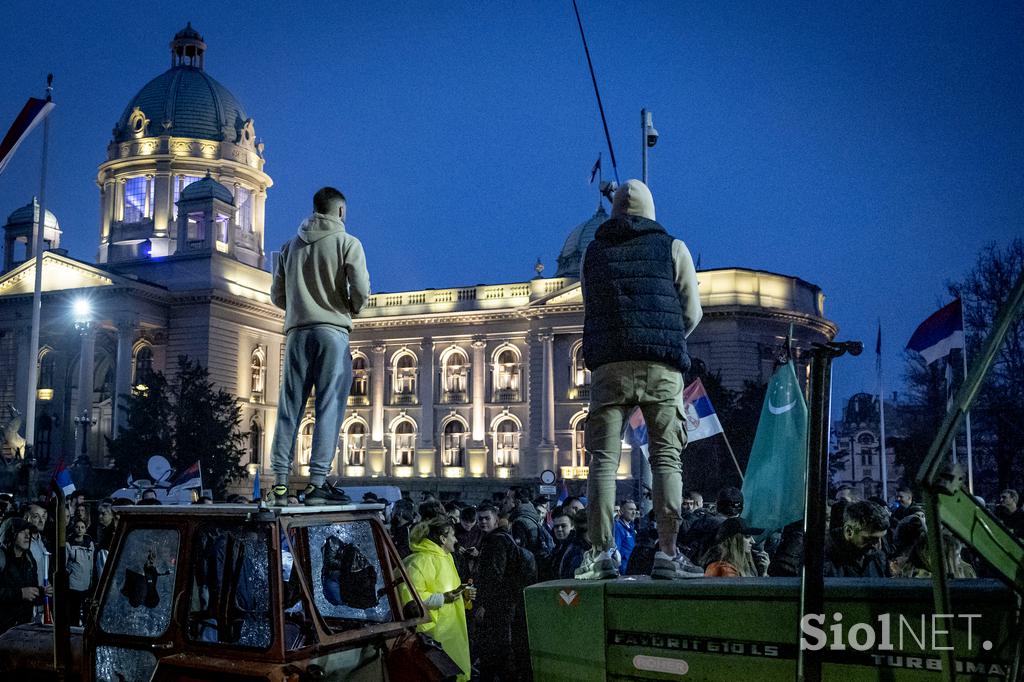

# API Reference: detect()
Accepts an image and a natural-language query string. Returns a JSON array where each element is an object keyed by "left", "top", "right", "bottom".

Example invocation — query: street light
[{"left": 641, "top": 108, "right": 659, "bottom": 185}]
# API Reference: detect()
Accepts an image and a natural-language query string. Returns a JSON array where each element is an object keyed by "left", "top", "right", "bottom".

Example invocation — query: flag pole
[
  {"left": 719, "top": 430, "right": 745, "bottom": 483},
  {"left": 959, "top": 300, "right": 974, "bottom": 493},
  {"left": 945, "top": 360, "right": 956, "bottom": 466},
  {"left": 876, "top": 323, "right": 889, "bottom": 502},
  {"left": 23, "top": 74, "right": 54, "bottom": 465}
]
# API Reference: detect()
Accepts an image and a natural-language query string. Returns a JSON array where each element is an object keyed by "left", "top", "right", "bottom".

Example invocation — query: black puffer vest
[{"left": 582, "top": 215, "right": 690, "bottom": 374}]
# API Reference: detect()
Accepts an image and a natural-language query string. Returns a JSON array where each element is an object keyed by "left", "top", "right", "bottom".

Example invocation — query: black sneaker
[
  {"left": 303, "top": 482, "right": 351, "bottom": 506},
  {"left": 269, "top": 485, "right": 290, "bottom": 507}
]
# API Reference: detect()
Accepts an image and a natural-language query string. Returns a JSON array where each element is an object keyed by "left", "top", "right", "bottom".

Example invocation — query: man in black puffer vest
[{"left": 576, "top": 180, "right": 703, "bottom": 581}]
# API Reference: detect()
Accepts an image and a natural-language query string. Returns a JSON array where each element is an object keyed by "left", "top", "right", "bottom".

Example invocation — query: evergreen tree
[
  {"left": 106, "top": 371, "right": 173, "bottom": 480},
  {"left": 107, "top": 355, "right": 248, "bottom": 498},
  {"left": 167, "top": 356, "right": 248, "bottom": 498}
]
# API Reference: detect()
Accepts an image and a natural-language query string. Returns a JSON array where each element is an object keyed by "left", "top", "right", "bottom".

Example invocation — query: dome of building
[
  {"left": 112, "top": 24, "right": 248, "bottom": 143},
  {"left": 5, "top": 199, "right": 59, "bottom": 230},
  {"left": 179, "top": 173, "right": 234, "bottom": 204},
  {"left": 555, "top": 204, "right": 607, "bottom": 279}
]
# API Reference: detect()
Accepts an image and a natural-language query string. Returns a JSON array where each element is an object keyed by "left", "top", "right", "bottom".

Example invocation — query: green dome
[
  {"left": 114, "top": 67, "right": 247, "bottom": 143},
  {"left": 555, "top": 205, "right": 607, "bottom": 278},
  {"left": 5, "top": 199, "right": 59, "bottom": 230}
]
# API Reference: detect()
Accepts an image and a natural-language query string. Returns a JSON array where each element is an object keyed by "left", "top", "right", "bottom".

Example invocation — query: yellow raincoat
[{"left": 399, "top": 537, "right": 471, "bottom": 681}]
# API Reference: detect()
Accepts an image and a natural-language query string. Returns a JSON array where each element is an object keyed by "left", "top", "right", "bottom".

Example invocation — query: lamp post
[
  {"left": 641, "top": 108, "right": 659, "bottom": 185},
  {"left": 73, "top": 409, "right": 95, "bottom": 467}
]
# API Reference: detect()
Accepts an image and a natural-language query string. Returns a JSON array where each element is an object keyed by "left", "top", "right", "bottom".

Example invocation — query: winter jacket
[
  {"left": 767, "top": 521, "right": 804, "bottom": 577},
  {"left": 66, "top": 536, "right": 95, "bottom": 592},
  {"left": 558, "top": 530, "right": 592, "bottom": 580},
  {"left": 581, "top": 180, "right": 701, "bottom": 373},
  {"left": 271, "top": 212, "right": 370, "bottom": 333},
  {"left": 613, "top": 518, "right": 637, "bottom": 574},
  {"left": 399, "top": 538, "right": 470, "bottom": 682},
  {"left": 0, "top": 547, "right": 38, "bottom": 633},
  {"left": 477, "top": 528, "right": 520, "bottom": 611},
  {"left": 680, "top": 512, "right": 726, "bottom": 563},
  {"left": 705, "top": 560, "right": 741, "bottom": 577},
  {"left": 823, "top": 528, "right": 889, "bottom": 578}
]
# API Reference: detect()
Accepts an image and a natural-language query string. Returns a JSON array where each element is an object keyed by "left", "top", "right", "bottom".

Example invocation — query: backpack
[
  {"left": 500, "top": 533, "right": 538, "bottom": 594},
  {"left": 322, "top": 535, "right": 379, "bottom": 609},
  {"left": 512, "top": 514, "right": 555, "bottom": 579}
]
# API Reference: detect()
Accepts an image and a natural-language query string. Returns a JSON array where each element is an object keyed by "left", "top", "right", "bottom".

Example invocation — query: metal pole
[
  {"left": 641, "top": 108, "right": 648, "bottom": 185},
  {"left": 959, "top": 302, "right": 974, "bottom": 494},
  {"left": 877, "top": 325, "right": 889, "bottom": 501},
  {"left": 24, "top": 75, "right": 53, "bottom": 464}
]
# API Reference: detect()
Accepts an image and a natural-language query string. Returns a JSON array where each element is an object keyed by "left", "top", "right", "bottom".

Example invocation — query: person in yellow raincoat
[{"left": 399, "top": 516, "right": 476, "bottom": 681}]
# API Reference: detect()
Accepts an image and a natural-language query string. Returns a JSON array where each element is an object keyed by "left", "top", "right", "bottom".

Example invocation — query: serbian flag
[
  {"left": 683, "top": 378, "right": 724, "bottom": 442},
  {"left": 0, "top": 97, "right": 55, "bottom": 175},
  {"left": 625, "top": 407, "right": 649, "bottom": 454},
  {"left": 589, "top": 154, "right": 601, "bottom": 183},
  {"left": 51, "top": 460, "right": 75, "bottom": 496},
  {"left": 252, "top": 469, "right": 261, "bottom": 502},
  {"left": 907, "top": 299, "right": 964, "bottom": 365},
  {"left": 169, "top": 461, "right": 202, "bottom": 492}
]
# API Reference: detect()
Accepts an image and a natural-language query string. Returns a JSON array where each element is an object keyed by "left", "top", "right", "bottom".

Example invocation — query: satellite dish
[{"left": 148, "top": 456, "right": 172, "bottom": 483}]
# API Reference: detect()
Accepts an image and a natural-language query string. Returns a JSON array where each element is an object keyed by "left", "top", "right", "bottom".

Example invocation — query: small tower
[
  {"left": 170, "top": 22, "right": 207, "bottom": 69},
  {"left": 173, "top": 173, "right": 260, "bottom": 262},
  {"left": 3, "top": 199, "right": 62, "bottom": 272}
]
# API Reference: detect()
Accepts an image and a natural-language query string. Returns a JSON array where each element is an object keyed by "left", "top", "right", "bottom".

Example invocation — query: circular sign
[{"left": 540, "top": 469, "right": 556, "bottom": 485}]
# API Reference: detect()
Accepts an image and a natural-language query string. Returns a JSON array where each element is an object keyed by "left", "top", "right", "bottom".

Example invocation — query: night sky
[{"left": 0, "top": 2, "right": 1020, "bottom": 408}]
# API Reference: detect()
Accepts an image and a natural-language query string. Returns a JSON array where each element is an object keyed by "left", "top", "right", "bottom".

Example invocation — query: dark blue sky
[{"left": 1, "top": 2, "right": 1020, "bottom": 406}]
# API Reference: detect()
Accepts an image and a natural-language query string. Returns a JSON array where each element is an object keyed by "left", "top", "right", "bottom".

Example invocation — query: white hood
[{"left": 611, "top": 179, "right": 656, "bottom": 221}]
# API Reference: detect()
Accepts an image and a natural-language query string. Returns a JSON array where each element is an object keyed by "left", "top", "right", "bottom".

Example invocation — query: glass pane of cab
[
  {"left": 99, "top": 528, "right": 179, "bottom": 638},
  {"left": 187, "top": 523, "right": 273, "bottom": 648},
  {"left": 298, "top": 520, "right": 394, "bottom": 633}
]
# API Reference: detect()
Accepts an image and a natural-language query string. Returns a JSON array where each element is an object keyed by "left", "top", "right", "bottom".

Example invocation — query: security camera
[
  {"left": 644, "top": 110, "right": 659, "bottom": 148},
  {"left": 599, "top": 180, "right": 618, "bottom": 201}
]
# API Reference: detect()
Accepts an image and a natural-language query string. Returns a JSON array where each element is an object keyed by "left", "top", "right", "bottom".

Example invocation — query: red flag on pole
[{"left": 0, "top": 97, "right": 55, "bottom": 175}]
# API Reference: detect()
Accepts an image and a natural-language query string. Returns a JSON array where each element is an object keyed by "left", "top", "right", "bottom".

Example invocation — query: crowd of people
[{"left": 0, "top": 480, "right": 1022, "bottom": 681}]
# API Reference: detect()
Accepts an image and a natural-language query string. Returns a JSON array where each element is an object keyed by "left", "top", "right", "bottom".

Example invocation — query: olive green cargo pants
[{"left": 585, "top": 361, "right": 688, "bottom": 555}]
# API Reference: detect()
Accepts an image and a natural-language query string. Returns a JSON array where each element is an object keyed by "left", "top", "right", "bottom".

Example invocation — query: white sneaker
[
  {"left": 574, "top": 548, "right": 622, "bottom": 580},
  {"left": 651, "top": 550, "right": 704, "bottom": 579}
]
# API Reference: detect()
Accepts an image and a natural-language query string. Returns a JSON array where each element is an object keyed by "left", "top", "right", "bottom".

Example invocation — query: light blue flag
[
  {"left": 252, "top": 469, "right": 261, "bottom": 502},
  {"left": 741, "top": 361, "right": 808, "bottom": 532}
]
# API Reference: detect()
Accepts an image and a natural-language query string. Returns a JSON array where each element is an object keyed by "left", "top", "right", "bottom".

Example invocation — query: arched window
[
  {"left": 442, "top": 349, "right": 469, "bottom": 402},
  {"left": 298, "top": 421, "right": 314, "bottom": 466},
  {"left": 392, "top": 352, "right": 417, "bottom": 404},
  {"left": 133, "top": 345, "right": 153, "bottom": 388},
  {"left": 392, "top": 421, "right": 415, "bottom": 466},
  {"left": 442, "top": 420, "right": 467, "bottom": 467},
  {"left": 493, "top": 420, "right": 519, "bottom": 467},
  {"left": 250, "top": 348, "right": 266, "bottom": 402},
  {"left": 571, "top": 342, "right": 591, "bottom": 399},
  {"left": 37, "top": 349, "right": 55, "bottom": 400},
  {"left": 249, "top": 422, "right": 262, "bottom": 466},
  {"left": 345, "top": 422, "right": 367, "bottom": 466},
  {"left": 351, "top": 355, "right": 369, "bottom": 398},
  {"left": 493, "top": 348, "right": 520, "bottom": 402},
  {"left": 572, "top": 415, "right": 587, "bottom": 468}
]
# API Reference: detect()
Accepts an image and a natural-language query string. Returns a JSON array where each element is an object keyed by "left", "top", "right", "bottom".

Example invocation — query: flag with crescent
[{"left": 741, "top": 361, "right": 808, "bottom": 532}]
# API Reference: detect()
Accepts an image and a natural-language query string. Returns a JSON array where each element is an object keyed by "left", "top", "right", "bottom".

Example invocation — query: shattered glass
[
  {"left": 94, "top": 645, "right": 157, "bottom": 682},
  {"left": 99, "top": 528, "right": 178, "bottom": 638},
  {"left": 306, "top": 521, "right": 394, "bottom": 628},
  {"left": 187, "top": 524, "right": 273, "bottom": 648}
]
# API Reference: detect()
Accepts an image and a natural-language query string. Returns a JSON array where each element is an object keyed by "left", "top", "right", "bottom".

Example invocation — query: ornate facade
[{"left": 0, "top": 26, "right": 837, "bottom": 497}]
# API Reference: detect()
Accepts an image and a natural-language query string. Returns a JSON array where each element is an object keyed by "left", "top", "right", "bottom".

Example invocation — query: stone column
[
  {"left": 469, "top": 337, "right": 488, "bottom": 477},
  {"left": 112, "top": 317, "right": 136, "bottom": 437},
  {"left": 418, "top": 338, "right": 436, "bottom": 477},
  {"left": 536, "top": 330, "right": 558, "bottom": 476},
  {"left": 369, "top": 343, "right": 387, "bottom": 476},
  {"left": 73, "top": 323, "right": 96, "bottom": 464}
]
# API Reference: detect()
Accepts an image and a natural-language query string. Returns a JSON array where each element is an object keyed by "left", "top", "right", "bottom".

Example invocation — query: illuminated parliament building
[{"left": 0, "top": 26, "right": 837, "bottom": 496}]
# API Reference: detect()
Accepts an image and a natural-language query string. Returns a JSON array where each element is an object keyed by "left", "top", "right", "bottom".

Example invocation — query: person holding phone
[
  {"left": 398, "top": 517, "right": 476, "bottom": 681},
  {"left": 0, "top": 519, "right": 52, "bottom": 634}
]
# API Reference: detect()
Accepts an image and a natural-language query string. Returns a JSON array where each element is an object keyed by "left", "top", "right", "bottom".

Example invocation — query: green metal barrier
[{"left": 526, "top": 578, "right": 1015, "bottom": 681}]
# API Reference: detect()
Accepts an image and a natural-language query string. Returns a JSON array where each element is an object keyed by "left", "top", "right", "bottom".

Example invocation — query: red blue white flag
[
  {"left": 683, "top": 378, "right": 724, "bottom": 442},
  {"left": 0, "top": 97, "right": 55, "bottom": 175},
  {"left": 51, "top": 459, "right": 75, "bottom": 496},
  {"left": 906, "top": 299, "right": 964, "bottom": 365},
  {"left": 169, "top": 460, "right": 202, "bottom": 492}
]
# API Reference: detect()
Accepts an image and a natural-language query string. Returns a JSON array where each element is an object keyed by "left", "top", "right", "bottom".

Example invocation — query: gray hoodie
[{"left": 271, "top": 213, "right": 371, "bottom": 333}]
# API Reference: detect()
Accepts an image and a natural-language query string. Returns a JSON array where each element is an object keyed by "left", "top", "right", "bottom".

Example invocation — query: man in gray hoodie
[{"left": 269, "top": 187, "right": 370, "bottom": 505}]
